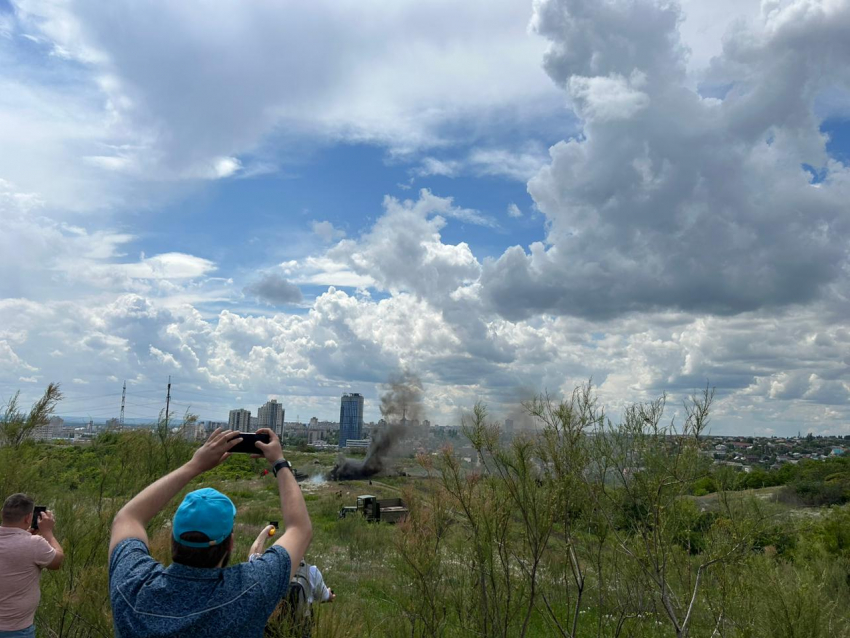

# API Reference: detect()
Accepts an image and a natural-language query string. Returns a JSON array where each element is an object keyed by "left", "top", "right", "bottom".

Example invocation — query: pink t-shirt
[{"left": 0, "top": 526, "right": 56, "bottom": 631}]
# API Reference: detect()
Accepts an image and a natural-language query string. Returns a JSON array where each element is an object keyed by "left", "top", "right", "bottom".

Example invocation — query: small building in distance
[
  {"left": 198, "top": 421, "right": 227, "bottom": 434},
  {"left": 180, "top": 422, "right": 206, "bottom": 441},
  {"left": 284, "top": 421, "right": 307, "bottom": 439},
  {"left": 344, "top": 438, "right": 371, "bottom": 451},
  {"left": 307, "top": 420, "right": 336, "bottom": 445}
]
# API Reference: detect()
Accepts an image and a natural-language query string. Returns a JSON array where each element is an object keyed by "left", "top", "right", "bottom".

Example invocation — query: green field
[{"left": 3, "top": 389, "right": 850, "bottom": 637}]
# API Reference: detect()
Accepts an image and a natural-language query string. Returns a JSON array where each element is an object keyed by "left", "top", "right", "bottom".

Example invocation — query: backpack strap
[{"left": 288, "top": 562, "right": 313, "bottom": 619}]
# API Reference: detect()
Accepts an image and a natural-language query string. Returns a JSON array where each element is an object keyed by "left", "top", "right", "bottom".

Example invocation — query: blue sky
[
  {"left": 153, "top": 144, "right": 548, "bottom": 284},
  {"left": 1, "top": 0, "right": 850, "bottom": 435}
]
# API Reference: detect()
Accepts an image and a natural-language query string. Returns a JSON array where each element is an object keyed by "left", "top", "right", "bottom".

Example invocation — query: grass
[{"left": 6, "top": 435, "right": 850, "bottom": 638}]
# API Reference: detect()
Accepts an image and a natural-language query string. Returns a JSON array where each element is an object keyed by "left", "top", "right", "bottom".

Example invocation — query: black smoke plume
[
  {"left": 380, "top": 371, "right": 424, "bottom": 421},
  {"left": 329, "top": 423, "right": 405, "bottom": 481},
  {"left": 329, "top": 372, "right": 424, "bottom": 481}
]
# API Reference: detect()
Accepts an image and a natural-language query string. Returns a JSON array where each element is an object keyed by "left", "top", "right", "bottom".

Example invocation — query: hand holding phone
[
  {"left": 31, "top": 506, "right": 47, "bottom": 531},
  {"left": 251, "top": 428, "right": 283, "bottom": 463},
  {"left": 229, "top": 432, "right": 271, "bottom": 454}
]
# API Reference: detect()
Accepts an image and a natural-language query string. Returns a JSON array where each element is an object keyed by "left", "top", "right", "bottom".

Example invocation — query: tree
[
  {"left": 1, "top": 383, "right": 63, "bottom": 449},
  {"left": 392, "top": 460, "right": 452, "bottom": 638},
  {"left": 408, "top": 382, "right": 768, "bottom": 637}
]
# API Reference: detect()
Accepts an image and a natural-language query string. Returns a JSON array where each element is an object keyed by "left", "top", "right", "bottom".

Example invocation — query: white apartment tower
[
  {"left": 228, "top": 409, "right": 251, "bottom": 431},
  {"left": 33, "top": 416, "right": 64, "bottom": 441},
  {"left": 257, "top": 399, "right": 285, "bottom": 438}
]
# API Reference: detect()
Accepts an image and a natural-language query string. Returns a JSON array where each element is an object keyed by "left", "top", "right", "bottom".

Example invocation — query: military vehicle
[{"left": 338, "top": 494, "right": 408, "bottom": 523}]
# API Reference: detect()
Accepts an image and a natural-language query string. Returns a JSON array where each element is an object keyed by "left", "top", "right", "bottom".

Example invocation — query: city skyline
[{"left": 26, "top": 370, "right": 850, "bottom": 436}]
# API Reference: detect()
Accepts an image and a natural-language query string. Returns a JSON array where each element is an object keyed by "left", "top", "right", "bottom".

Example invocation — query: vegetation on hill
[
  {"left": 693, "top": 454, "right": 850, "bottom": 506},
  {"left": 2, "top": 384, "right": 849, "bottom": 637}
]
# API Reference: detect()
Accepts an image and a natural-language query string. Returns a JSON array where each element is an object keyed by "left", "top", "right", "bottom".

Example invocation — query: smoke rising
[
  {"left": 380, "top": 371, "right": 424, "bottom": 421},
  {"left": 329, "top": 371, "right": 425, "bottom": 481},
  {"left": 503, "top": 405, "right": 538, "bottom": 432},
  {"left": 329, "top": 423, "right": 406, "bottom": 480},
  {"left": 495, "top": 386, "right": 539, "bottom": 433}
]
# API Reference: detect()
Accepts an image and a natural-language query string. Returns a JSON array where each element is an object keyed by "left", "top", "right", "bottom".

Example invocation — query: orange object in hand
[{"left": 269, "top": 527, "right": 276, "bottom": 536}]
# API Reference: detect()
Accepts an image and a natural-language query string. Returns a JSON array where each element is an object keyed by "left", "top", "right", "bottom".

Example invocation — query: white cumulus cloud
[{"left": 482, "top": 0, "right": 850, "bottom": 321}]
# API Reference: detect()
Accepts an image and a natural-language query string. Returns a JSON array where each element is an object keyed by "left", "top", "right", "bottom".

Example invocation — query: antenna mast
[
  {"left": 120, "top": 380, "right": 126, "bottom": 425},
  {"left": 165, "top": 375, "right": 172, "bottom": 428}
]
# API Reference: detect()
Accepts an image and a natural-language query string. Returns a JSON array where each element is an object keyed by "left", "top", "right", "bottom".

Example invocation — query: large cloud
[
  {"left": 327, "top": 190, "right": 484, "bottom": 300},
  {"left": 1, "top": 180, "right": 848, "bottom": 432},
  {"left": 3, "top": 283, "right": 847, "bottom": 433},
  {"left": 2, "top": 0, "right": 560, "bottom": 211},
  {"left": 322, "top": 190, "right": 520, "bottom": 365},
  {"left": 482, "top": 0, "right": 850, "bottom": 320}
]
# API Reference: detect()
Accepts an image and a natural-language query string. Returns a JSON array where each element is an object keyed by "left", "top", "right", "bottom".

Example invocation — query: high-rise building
[
  {"left": 339, "top": 393, "right": 364, "bottom": 448},
  {"left": 33, "top": 416, "right": 64, "bottom": 441},
  {"left": 257, "top": 399, "right": 285, "bottom": 438},
  {"left": 228, "top": 409, "right": 251, "bottom": 431}
]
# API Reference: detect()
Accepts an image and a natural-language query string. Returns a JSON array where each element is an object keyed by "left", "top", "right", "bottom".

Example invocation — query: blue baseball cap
[{"left": 172, "top": 488, "right": 236, "bottom": 548}]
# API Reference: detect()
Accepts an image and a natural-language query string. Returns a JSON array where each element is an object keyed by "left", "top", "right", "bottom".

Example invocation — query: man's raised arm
[
  {"left": 254, "top": 428, "right": 312, "bottom": 569},
  {"left": 109, "top": 428, "right": 242, "bottom": 557}
]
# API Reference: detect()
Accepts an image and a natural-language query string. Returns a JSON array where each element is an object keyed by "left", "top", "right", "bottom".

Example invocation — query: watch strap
[{"left": 272, "top": 459, "right": 293, "bottom": 477}]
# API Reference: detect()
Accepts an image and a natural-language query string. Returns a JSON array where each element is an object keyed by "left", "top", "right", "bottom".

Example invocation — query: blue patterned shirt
[{"left": 109, "top": 538, "right": 291, "bottom": 638}]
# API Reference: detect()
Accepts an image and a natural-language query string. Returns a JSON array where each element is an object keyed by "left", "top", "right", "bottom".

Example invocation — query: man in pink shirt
[{"left": 0, "top": 494, "right": 65, "bottom": 638}]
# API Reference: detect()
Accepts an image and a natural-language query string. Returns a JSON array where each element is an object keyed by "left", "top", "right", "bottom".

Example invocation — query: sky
[{"left": 1, "top": 0, "right": 849, "bottom": 436}]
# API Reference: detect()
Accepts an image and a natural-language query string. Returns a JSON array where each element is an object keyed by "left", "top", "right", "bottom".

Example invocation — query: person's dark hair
[
  {"left": 171, "top": 532, "right": 232, "bottom": 569},
  {"left": 1, "top": 493, "right": 34, "bottom": 524}
]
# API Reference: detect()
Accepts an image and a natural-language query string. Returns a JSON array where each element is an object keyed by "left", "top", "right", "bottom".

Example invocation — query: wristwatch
[{"left": 271, "top": 459, "right": 293, "bottom": 477}]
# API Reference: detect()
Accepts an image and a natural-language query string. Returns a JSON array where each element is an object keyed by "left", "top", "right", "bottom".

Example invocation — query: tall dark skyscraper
[{"left": 339, "top": 393, "right": 364, "bottom": 448}]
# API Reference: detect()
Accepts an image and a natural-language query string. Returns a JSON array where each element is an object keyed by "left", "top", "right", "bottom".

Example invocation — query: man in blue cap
[{"left": 107, "top": 428, "right": 312, "bottom": 638}]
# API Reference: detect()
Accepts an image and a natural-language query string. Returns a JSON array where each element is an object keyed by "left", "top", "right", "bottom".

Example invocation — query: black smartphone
[
  {"left": 229, "top": 432, "right": 271, "bottom": 454},
  {"left": 31, "top": 506, "right": 47, "bottom": 530}
]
